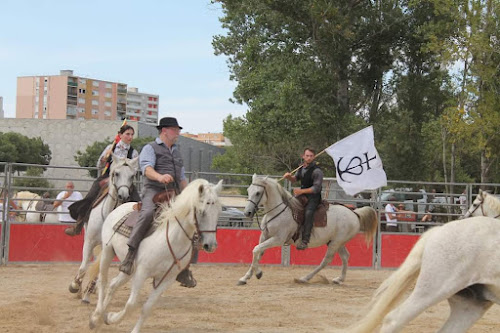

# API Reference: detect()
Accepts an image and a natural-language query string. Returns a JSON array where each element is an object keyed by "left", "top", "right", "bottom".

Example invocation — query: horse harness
[
  {"left": 247, "top": 182, "right": 289, "bottom": 232},
  {"left": 466, "top": 195, "right": 500, "bottom": 219},
  {"left": 153, "top": 207, "right": 217, "bottom": 289}
]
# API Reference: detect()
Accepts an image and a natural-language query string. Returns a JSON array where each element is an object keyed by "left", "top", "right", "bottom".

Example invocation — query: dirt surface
[{"left": 0, "top": 264, "right": 498, "bottom": 333}]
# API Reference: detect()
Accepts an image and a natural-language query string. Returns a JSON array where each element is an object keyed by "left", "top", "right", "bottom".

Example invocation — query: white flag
[{"left": 325, "top": 126, "right": 387, "bottom": 196}]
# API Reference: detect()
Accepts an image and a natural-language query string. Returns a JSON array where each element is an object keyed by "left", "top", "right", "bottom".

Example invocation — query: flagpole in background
[{"left": 101, "top": 118, "right": 128, "bottom": 176}]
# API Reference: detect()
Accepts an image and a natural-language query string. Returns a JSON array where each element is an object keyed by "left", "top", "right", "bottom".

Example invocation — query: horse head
[
  {"left": 463, "top": 190, "right": 500, "bottom": 219},
  {"left": 109, "top": 154, "right": 139, "bottom": 202},
  {"left": 196, "top": 179, "right": 223, "bottom": 253}
]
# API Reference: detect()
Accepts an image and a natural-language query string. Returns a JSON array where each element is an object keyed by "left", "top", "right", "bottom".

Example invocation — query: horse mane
[
  {"left": 484, "top": 192, "right": 500, "bottom": 213},
  {"left": 254, "top": 176, "right": 302, "bottom": 211},
  {"left": 155, "top": 178, "right": 219, "bottom": 229}
]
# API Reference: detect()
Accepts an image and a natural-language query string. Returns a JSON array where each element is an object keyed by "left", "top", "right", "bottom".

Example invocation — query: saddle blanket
[{"left": 113, "top": 209, "right": 161, "bottom": 238}]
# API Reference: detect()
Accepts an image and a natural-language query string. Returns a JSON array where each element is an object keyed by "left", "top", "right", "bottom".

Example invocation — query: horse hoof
[
  {"left": 103, "top": 313, "right": 111, "bottom": 325},
  {"left": 81, "top": 298, "right": 90, "bottom": 305},
  {"left": 256, "top": 271, "right": 263, "bottom": 279},
  {"left": 69, "top": 283, "right": 81, "bottom": 294},
  {"left": 332, "top": 278, "right": 343, "bottom": 285},
  {"left": 294, "top": 278, "right": 308, "bottom": 284},
  {"left": 237, "top": 280, "right": 247, "bottom": 286}
]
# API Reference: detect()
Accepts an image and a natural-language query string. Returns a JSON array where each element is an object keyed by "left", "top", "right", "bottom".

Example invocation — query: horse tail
[
  {"left": 353, "top": 206, "right": 378, "bottom": 244},
  {"left": 349, "top": 228, "right": 436, "bottom": 333},
  {"left": 86, "top": 245, "right": 102, "bottom": 284}
]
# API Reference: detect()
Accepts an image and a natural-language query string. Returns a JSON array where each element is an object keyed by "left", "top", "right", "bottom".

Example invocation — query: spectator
[
  {"left": 421, "top": 188, "right": 437, "bottom": 223},
  {"left": 385, "top": 196, "right": 399, "bottom": 232},
  {"left": 53, "top": 182, "right": 83, "bottom": 223}
]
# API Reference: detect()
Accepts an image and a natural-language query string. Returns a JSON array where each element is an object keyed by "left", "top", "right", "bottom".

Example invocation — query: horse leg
[
  {"left": 69, "top": 236, "right": 97, "bottom": 294},
  {"left": 332, "top": 245, "right": 349, "bottom": 284},
  {"left": 90, "top": 244, "right": 115, "bottom": 330},
  {"left": 237, "top": 234, "right": 283, "bottom": 286},
  {"left": 130, "top": 276, "right": 174, "bottom": 333},
  {"left": 437, "top": 295, "right": 492, "bottom": 333},
  {"left": 295, "top": 242, "right": 348, "bottom": 284},
  {"left": 105, "top": 269, "right": 148, "bottom": 326},
  {"left": 82, "top": 245, "right": 102, "bottom": 304}
]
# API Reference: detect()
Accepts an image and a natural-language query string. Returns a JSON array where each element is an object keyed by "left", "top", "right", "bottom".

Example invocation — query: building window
[
  {"left": 92, "top": 90, "right": 99, "bottom": 96},
  {"left": 92, "top": 109, "right": 98, "bottom": 115},
  {"left": 92, "top": 100, "right": 98, "bottom": 106},
  {"left": 105, "top": 92, "right": 112, "bottom": 98},
  {"left": 92, "top": 81, "right": 99, "bottom": 87},
  {"left": 105, "top": 83, "right": 112, "bottom": 88},
  {"left": 79, "top": 88, "right": 86, "bottom": 94},
  {"left": 79, "top": 78, "right": 86, "bottom": 85},
  {"left": 78, "top": 98, "right": 85, "bottom": 104},
  {"left": 104, "top": 111, "right": 111, "bottom": 116},
  {"left": 104, "top": 101, "right": 111, "bottom": 107}
]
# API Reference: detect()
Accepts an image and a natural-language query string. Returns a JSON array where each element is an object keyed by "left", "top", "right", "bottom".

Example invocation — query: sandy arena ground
[{"left": 0, "top": 264, "right": 498, "bottom": 333}]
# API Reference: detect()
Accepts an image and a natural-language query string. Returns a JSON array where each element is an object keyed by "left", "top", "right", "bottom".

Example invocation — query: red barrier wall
[
  {"left": 198, "top": 229, "right": 281, "bottom": 264},
  {"left": 290, "top": 234, "right": 373, "bottom": 267},
  {"left": 8, "top": 223, "right": 85, "bottom": 262},
  {"left": 380, "top": 234, "right": 420, "bottom": 268}
]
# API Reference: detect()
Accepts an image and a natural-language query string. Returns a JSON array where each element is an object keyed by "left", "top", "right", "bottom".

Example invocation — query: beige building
[
  {"left": 182, "top": 132, "right": 230, "bottom": 147},
  {"left": 16, "top": 70, "right": 158, "bottom": 124}
]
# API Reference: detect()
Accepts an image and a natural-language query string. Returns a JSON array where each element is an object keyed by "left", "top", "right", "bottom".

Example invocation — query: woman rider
[{"left": 65, "top": 124, "right": 139, "bottom": 236}]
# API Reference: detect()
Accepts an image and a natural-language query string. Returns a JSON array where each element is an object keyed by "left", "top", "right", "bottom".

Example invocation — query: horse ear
[
  {"left": 252, "top": 173, "right": 257, "bottom": 181},
  {"left": 198, "top": 184, "right": 205, "bottom": 197},
  {"left": 129, "top": 156, "right": 139, "bottom": 170},
  {"left": 214, "top": 180, "right": 223, "bottom": 194}
]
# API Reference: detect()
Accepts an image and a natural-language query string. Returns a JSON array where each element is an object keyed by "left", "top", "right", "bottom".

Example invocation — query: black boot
[
  {"left": 176, "top": 268, "right": 197, "bottom": 288},
  {"left": 296, "top": 240, "right": 308, "bottom": 250},
  {"left": 119, "top": 247, "right": 136, "bottom": 275},
  {"left": 64, "top": 219, "right": 84, "bottom": 236}
]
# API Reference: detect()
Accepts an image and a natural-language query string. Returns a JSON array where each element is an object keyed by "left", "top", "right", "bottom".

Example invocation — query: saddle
[
  {"left": 292, "top": 195, "right": 329, "bottom": 228},
  {"left": 112, "top": 189, "right": 176, "bottom": 238}
]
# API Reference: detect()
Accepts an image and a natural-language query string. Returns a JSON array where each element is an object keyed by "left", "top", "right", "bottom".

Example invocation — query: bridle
[
  {"left": 154, "top": 200, "right": 217, "bottom": 289},
  {"left": 464, "top": 194, "right": 500, "bottom": 219},
  {"left": 247, "top": 182, "right": 289, "bottom": 231}
]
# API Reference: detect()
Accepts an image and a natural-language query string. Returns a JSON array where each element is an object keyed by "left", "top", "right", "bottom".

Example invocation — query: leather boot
[
  {"left": 119, "top": 247, "right": 136, "bottom": 275},
  {"left": 176, "top": 268, "right": 197, "bottom": 288},
  {"left": 296, "top": 241, "right": 308, "bottom": 250},
  {"left": 64, "top": 219, "right": 84, "bottom": 236}
]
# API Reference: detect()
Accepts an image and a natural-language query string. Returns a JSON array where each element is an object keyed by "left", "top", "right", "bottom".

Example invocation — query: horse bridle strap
[{"left": 154, "top": 218, "right": 193, "bottom": 289}]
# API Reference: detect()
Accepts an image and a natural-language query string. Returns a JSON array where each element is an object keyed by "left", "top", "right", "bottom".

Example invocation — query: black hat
[{"left": 157, "top": 117, "right": 183, "bottom": 130}]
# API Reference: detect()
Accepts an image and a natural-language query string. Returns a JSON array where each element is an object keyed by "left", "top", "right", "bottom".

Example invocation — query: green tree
[
  {"left": 0, "top": 132, "right": 51, "bottom": 172},
  {"left": 13, "top": 167, "right": 54, "bottom": 196},
  {"left": 74, "top": 137, "right": 154, "bottom": 178}
]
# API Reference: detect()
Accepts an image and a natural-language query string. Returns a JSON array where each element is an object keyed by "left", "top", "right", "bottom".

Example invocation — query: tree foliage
[
  {"left": 212, "top": 0, "right": 500, "bottom": 183},
  {"left": 0, "top": 132, "right": 51, "bottom": 172}
]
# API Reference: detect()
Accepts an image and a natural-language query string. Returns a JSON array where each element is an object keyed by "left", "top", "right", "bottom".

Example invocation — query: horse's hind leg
[
  {"left": 90, "top": 244, "right": 115, "bottom": 329},
  {"left": 332, "top": 245, "right": 349, "bottom": 284},
  {"left": 70, "top": 237, "right": 97, "bottom": 294},
  {"left": 437, "top": 295, "right": 492, "bottom": 333}
]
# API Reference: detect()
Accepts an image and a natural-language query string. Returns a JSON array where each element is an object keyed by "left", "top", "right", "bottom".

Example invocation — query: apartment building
[
  {"left": 0, "top": 96, "right": 4, "bottom": 118},
  {"left": 182, "top": 132, "right": 230, "bottom": 147},
  {"left": 126, "top": 87, "right": 159, "bottom": 125},
  {"left": 16, "top": 70, "right": 158, "bottom": 124}
]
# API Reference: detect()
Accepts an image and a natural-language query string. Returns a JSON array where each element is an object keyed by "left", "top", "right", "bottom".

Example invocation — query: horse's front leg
[
  {"left": 332, "top": 245, "right": 350, "bottom": 284},
  {"left": 105, "top": 269, "right": 147, "bottom": 326},
  {"left": 69, "top": 234, "right": 97, "bottom": 294},
  {"left": 130, "top": 275, "right": 174, "bottom": 333},
  {"left": 90, "top": 244, "right": 115, "bottom": 330},
  {"left": 237, "top": 234, "right": 284, "bottom": 285}
]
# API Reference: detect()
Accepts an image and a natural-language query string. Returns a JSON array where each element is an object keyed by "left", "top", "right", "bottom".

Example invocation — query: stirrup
[
  {"left": 64, "top": 227, "right": 78, "bottom": 236},
  {"left": 176, "top": 269, "right": 197, "bottom": 288},
  {"left": 296, "top": 241, "right": 308, "bottom": 250}
]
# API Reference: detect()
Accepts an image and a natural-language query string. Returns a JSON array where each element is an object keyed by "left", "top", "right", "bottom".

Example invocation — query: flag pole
[
  {"left": 101, "top": 118, "right": 128, "bottom": 176},
  {"left": 278, "top": 148, "right": 327, "bottom": 181}
]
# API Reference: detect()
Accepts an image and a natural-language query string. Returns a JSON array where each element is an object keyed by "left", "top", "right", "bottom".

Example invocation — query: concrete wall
[{"left": 0, "top": 119, "right": 225, "bottom": 189}]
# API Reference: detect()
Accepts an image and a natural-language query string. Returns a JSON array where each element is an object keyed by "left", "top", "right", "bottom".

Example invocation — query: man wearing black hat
[{"left": 120, "top": 117, "right": 196, "bottom": 288}]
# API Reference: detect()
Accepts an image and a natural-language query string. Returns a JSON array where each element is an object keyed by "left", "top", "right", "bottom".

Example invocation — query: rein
[
  {"left": 248, "top": 182, "right": 289, "bottom": 231},
  {"left": 153, "top": 207, "right": 217, "bottom": 289},
  {"left": 464, "top": 195, "right": 500, "bottom": 219}
]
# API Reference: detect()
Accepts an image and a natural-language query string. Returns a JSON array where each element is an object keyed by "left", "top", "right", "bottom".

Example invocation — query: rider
[
  {"left": 119, "top": 117, "right": 196, "bottom": 288},
  {"left": 283, "top": 148, "right": 324, "bottom": 250},
  {"left": 65, "top": 124, "right": 139, "bottom": 236}
]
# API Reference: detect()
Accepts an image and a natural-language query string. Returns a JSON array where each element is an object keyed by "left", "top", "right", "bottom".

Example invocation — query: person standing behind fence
[
  {"left": 53, "top": 182, "right": 83, "bottom": 223},
  {"left": 385, "top": 196, "right": 399, "bottom": 232}
]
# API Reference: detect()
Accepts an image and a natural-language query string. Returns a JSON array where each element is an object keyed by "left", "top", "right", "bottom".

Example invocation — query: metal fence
[{"left": 2, "top": 162, "right": 500, "bottom": 267}]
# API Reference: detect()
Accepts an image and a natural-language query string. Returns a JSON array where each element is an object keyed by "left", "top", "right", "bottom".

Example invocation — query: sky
[{"left": 0, "top": 0, "right": 247, "bottom": 134}]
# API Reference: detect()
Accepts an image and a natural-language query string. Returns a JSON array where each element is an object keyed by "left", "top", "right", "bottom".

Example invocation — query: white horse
[
  {"left": 462, "top": 189, "right": 500, "bottom": 219},
  {"left": 238, "top": 174, "right": 378, "bottom": 285},
  {"left": 89, "top": 178, "right": 222, "bottom": 333},
  {"left": 350, "top": 216, "right": 500, "bottom": 333},
  {"left": 68, "top": 155, "right": 139, "bottom": 300},
  {"left": 12, "top": 191, "right": 59, "bottom": 223}
]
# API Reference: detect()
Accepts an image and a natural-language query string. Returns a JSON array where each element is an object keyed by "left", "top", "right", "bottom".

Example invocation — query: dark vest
[
  {"left": 299, "top": 163, "right": 321, "bottom": 199},
  {"left": 143, "top": 141, "right": 184, "bottom": 191}
]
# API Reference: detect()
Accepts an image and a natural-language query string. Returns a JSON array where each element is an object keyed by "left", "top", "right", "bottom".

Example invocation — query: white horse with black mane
[
  {"left": 68, "top": 154, "right": 139, "bottom": 301},
  {"left": 238, "top": 174, "right": 378, "bottom": 285},
  {"left": 89, "top": 178, "right": 222, "bottom": 333}
]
